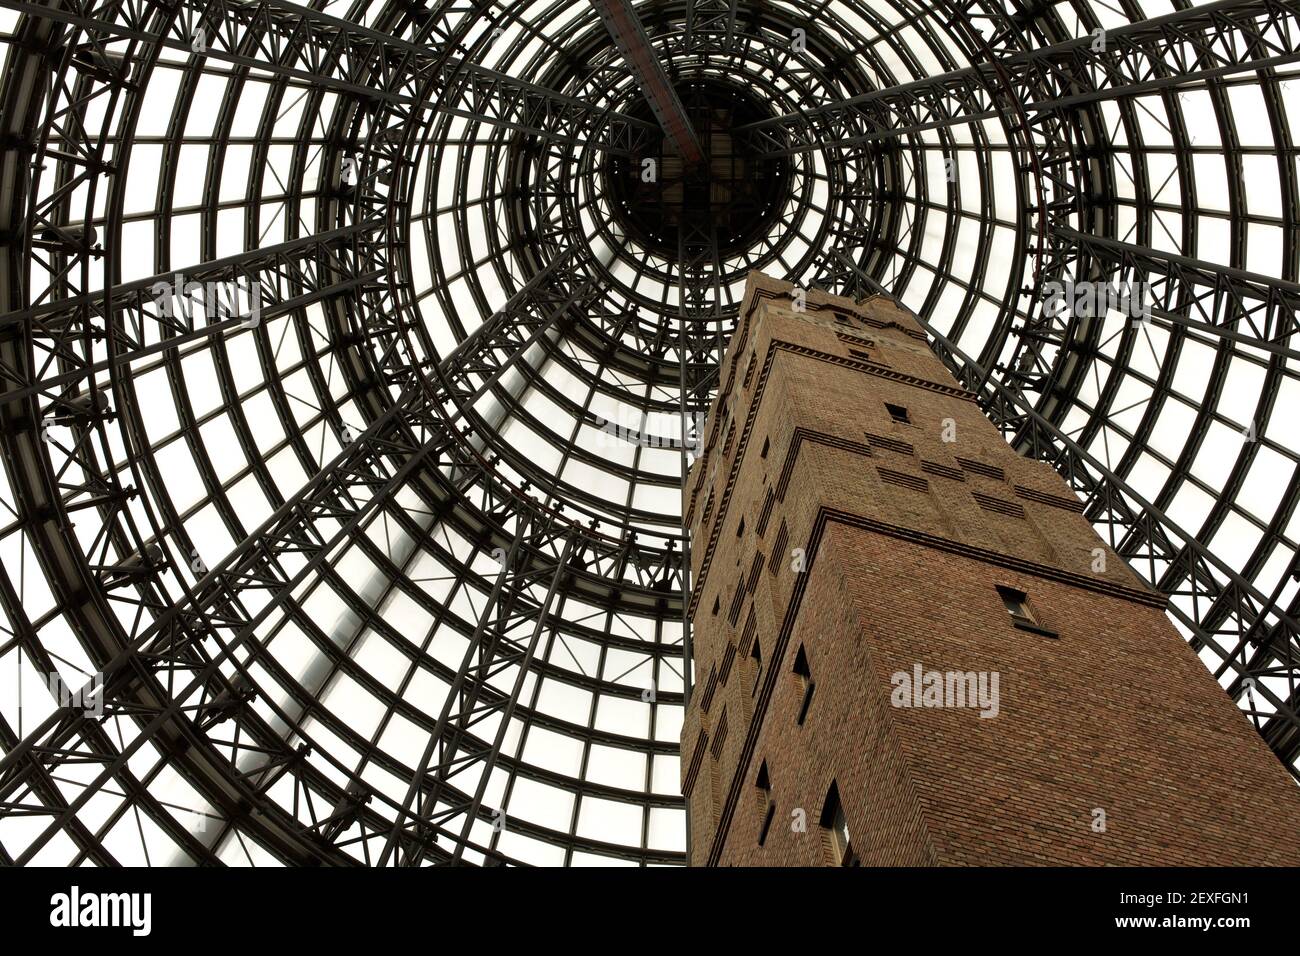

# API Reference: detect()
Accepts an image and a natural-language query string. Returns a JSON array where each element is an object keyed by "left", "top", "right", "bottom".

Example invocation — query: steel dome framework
[{"left": 0, "top": 0, "right": 1297, "bottom": 866}]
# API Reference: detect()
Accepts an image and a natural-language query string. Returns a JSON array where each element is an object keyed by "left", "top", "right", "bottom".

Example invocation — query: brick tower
[{"left": 680, "top": 272, "right": 1300, "bottom": 866}]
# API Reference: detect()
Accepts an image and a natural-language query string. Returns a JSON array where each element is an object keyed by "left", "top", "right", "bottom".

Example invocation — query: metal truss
[
  {"left": 589, "top": 0, "right": 706, "bottom": 165},
  {"left": 12, "top": 0, "right": 657, "bottom": 154},
  {"left": 382, "top": 512, "right": 578, "bottom": 866},
  {"left": 2, "top": 0, "right": 1300, "bottom": 868},
  {"left": 4, "top": 224, "right": 384, "bottom": 405},
  {"left": 1056, "top": 227, "right": 1300, "bottom": 356},
  {"left": 0, "top": 246, "right": 680, "bottom": 864},
  {"left": 682, "top": 0, "right": 737, "bottom": 54},
  {"left": 741, "top": 0, "right": 1300, "bottom": 154},
  {"left": 0, "top": 0, "right": 696, "bottom": 867},
  {"left": 0, "top": 377, "right": 441, "bottom": 866}
]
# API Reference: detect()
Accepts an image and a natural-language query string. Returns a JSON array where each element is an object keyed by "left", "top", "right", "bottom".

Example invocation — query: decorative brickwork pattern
[{"left": 681, "top": 273, "right": 1300, "bottom": 867}]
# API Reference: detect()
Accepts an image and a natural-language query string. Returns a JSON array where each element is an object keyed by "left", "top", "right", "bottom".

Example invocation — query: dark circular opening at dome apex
[{"left": 604, "top": 78, "right": 792, "bottom": 259}]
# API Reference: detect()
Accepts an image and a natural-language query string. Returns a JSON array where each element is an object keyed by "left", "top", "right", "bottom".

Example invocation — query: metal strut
[{"left": 589, "top": 0, "right": 706, "bottom": 166}]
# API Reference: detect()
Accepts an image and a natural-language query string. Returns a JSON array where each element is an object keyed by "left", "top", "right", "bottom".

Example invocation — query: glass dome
[{"left": 0, "top": 0, "right": 1297, "bottom": 866}]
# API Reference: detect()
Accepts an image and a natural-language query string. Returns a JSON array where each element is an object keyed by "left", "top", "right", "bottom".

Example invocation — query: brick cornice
[
  {"left": 686, "top": 308, "right": 976, "bottom": 519},
  {"left": 821, "top": 508, "right": 1167, "bottom": 610},
  {"left": 1013, "top": 484, "right": 1088, "bottom": 513},
  {"left": 774, "top": 340, "right": 980, "bottom": 404},
  {"left": 773, "top": 427, "right": 873, "bottom": 501},
  {"left": 688, "top": 338, "right": 980, "bottom": 609}
]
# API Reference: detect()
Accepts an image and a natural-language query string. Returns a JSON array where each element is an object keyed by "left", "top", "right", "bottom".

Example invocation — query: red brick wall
[{"left": 680, "top": 272, "right": 1300, "bottom": 866}]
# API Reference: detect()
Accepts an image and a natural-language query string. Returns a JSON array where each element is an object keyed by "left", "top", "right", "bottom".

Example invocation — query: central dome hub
[{"left": 605, "top": 78, "right": 791, "bottom": 258}]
